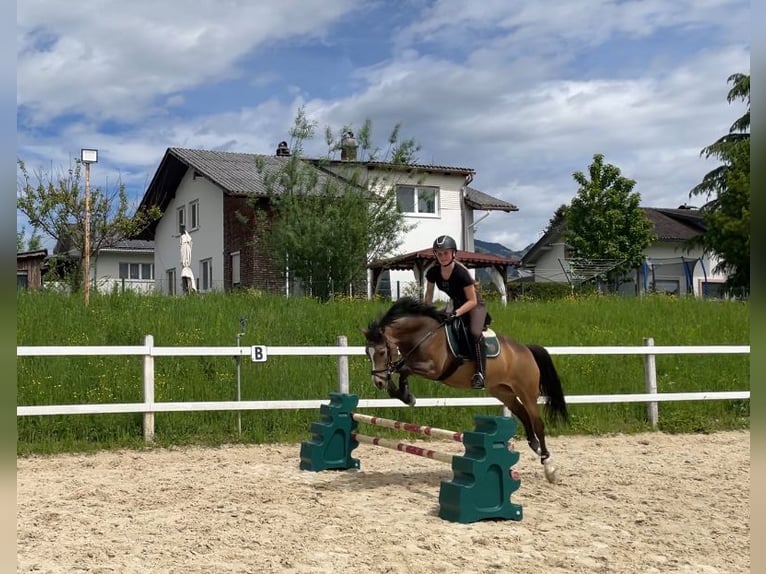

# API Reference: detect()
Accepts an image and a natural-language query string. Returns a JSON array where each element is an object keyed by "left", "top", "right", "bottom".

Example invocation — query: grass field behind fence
[{"left": 16, "top": 290, "right": 750, "bottom": 455}]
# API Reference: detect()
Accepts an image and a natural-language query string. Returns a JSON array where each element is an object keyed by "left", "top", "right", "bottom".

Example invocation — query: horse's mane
[{"left": 366, "top": 297, "right": 448, "bottom": 342}]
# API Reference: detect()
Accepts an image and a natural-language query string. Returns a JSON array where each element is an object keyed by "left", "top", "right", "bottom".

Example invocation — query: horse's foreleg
[{"left": 395, "top": 369, "right": 416, "bottom": 407}]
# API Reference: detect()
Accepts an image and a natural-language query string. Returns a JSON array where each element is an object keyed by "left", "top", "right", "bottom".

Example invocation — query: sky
[{"left": 16, "top": 0, "right": 750, "bottom": 253}]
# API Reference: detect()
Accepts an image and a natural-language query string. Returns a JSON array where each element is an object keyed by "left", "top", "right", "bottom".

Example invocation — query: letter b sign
[{"left": 250, "top": 345, "right": 268, "bottom": 362}]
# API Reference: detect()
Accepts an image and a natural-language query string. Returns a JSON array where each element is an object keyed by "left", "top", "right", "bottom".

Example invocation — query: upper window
[
  {"left": 190, "top": 200, "right": 200, "bottom": 230},
  {"left": 177, "top": 206, "right": 186, "bottom": 234},
  {"left": 396, "top": 185, "right": 439, "bottom": 216}
]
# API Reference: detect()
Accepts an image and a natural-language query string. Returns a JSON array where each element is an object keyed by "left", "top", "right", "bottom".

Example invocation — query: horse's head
[
  {"left": 360, "top": 320, "right": 397, "bottom": 389},
  {"left": 361, "top": 297, "right": 449, "bottom": 390}
]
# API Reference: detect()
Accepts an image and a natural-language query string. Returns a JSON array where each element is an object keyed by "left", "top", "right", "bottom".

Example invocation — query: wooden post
[
  {"left": 643, "top": 337, "right": 658, "bottom": 428},
  {"left": 143, "top": 334, "right": 155, "bottom": 442}
]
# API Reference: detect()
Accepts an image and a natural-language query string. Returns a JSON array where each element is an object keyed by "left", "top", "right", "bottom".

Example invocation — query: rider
[{"left": 423, "top": 235, "right": 488, "bottom": 389}]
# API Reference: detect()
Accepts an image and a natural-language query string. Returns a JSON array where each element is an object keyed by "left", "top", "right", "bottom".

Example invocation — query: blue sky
[{"left": 17, "top": 0, "right": 750, "bottom": 252}]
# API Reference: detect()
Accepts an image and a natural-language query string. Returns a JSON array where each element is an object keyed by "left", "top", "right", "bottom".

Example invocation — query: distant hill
[{"left": 474, "top": 239, "right": 530, "bottom": 260}]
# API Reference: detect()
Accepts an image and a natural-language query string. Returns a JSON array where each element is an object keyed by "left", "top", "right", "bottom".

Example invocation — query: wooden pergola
[{"left": 367, "top": 248, "right": 521, "bottom": 305}]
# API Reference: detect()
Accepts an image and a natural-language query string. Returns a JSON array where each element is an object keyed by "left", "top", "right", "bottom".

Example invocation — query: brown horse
[{"left": 361, "top": 297, "right": 569, "bottom": 482}]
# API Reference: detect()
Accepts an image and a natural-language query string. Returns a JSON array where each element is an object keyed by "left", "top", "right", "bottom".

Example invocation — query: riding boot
[{"left": 471, "top": 336, "right": 487, "bottom": 389}]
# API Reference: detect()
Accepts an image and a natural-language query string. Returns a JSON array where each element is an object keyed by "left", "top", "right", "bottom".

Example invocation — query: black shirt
[{"left": 426, "top": 263, "right": 483, "bottom": 308}]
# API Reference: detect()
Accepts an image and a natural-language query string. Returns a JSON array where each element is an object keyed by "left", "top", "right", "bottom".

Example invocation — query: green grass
[{"left": 17, "top": 290, "right": 750, "bottom": 454}]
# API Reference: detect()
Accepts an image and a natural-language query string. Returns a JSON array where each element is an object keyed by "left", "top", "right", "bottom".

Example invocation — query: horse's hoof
[
  {"left": 407, "top": 396, "right": 416, "bottom": 407},
  {"left": 543, "top": 459, "right": 557, "bottom": 483}
]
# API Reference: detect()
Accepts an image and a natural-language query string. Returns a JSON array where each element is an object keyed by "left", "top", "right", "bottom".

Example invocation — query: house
[
  {"left": 51, "top": 236, "right": 155, "bottom": 295},
  {"left": 521, "top": 206, "right": 728, "bottom": 297},
  {"left": 17, "top": 249, "right": 48, "bottom": 290},
  {"left": 91, "top": 239, "right": 156, "bottom": 294},
  {"left": 135, "top": 144, "right": 518, "bottom": 297}
]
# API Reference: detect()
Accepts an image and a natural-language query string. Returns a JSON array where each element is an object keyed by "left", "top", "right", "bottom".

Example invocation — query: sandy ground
[{"left": 17, "top": 430, "right": 749, "bottom": 574}]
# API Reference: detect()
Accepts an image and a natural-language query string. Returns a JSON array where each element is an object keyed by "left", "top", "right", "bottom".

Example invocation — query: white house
[
  {"left": 91, "top": 239, "right": 155, "bottom": 294},
  {"left": 134, "top": 144, "right": 519, "bottom": 298},
  {"left": 521, "top": 207, "right": 728, "bottom": 297}
]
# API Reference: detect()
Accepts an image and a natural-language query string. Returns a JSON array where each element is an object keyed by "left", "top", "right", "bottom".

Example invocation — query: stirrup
[{"left": 471, "top": 372, "right": 485, "bottom": 389}]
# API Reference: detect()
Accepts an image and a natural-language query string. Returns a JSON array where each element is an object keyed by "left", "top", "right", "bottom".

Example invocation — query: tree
[
  {"left": 689, "top": 73, "right": 750, "bottom": 290},
  {"left": 251, "top": 108, "right": 417, "bottom": 300},
  {"left": 17, "top": 159, "right": 160, "bottom": 290},
  {"left": 17, "top": 226, "right": 43, "bottom": 252},
  {"left": 566, "top": 153, "right": 655, "bottom": 283}
]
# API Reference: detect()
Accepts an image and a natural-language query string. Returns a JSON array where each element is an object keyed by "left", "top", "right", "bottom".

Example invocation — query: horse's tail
[{"left": 527, "top": 344, "right": 569, "bottom": 425}]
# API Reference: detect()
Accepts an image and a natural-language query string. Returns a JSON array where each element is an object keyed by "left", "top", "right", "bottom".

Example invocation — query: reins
[{"left": 371, "top": 317, "right": 450, "bottom": 377}]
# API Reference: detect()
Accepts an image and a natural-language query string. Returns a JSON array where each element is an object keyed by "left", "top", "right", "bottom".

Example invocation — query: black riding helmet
[{"left": 432, "top": 235, "right": 457, "bottom": 251}]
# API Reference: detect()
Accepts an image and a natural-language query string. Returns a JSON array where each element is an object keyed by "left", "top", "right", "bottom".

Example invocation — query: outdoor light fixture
[
  {"left": 80, "top": 148, "right": 98, "bottom": 164},
  {"left": 81, "top": 148, "right": 99, "bottom": 305}
]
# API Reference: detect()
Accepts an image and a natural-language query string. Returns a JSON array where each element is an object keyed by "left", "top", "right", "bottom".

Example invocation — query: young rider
[{"left": 423, "top": 235, "right": 487, "bottom": 389}]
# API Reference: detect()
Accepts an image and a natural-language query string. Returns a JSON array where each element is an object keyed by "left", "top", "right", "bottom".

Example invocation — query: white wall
[
  {"left": 529, "top": 242, "right": 569, "bottom": 283},
  {"left": 155, "top": 169, "right": 224, "bottom": 293},
  {"left": 365, "top": 168, "right": 470, "bottom": 298},
  {"left": 92, "top": 250, "right": 155, "bottom": 294}
]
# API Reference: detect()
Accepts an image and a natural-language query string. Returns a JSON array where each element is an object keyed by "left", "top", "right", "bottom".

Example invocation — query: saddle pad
[{"left": 446, "top": 325, "right": 500, "bottom": 359}]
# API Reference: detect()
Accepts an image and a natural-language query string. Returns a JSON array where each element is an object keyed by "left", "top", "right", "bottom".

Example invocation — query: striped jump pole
[
  {"left": 351, "top": 432, "right": 456, "bottom": 465},
  {"left": 351, "top": 413, "right": 463, "bottom": 443},
  {"left": 300, "top": 392, "right": 524, "bottom": 524}
]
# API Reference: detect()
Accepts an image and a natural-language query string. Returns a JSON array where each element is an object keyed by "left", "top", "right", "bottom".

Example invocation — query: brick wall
[{"left": 222, "top": 195, "right": 284, "bottom": 292}]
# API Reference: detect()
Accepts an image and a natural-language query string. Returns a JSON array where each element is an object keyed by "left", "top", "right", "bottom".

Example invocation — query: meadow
[{"left": 16, "top": 290, "right": 750, "bottom": 454}]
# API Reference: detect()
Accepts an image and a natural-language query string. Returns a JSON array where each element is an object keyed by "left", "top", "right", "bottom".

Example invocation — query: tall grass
[{"left": 17, "top": 290, "right": 749, "bottom": 454}]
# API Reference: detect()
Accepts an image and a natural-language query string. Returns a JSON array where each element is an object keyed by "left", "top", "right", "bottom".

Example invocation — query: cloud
[
  {"left": 17, "top": 0, "right": 361, "bottom": 124},
  {"left": 16, "top": 0, "right": 750, "bottom": 251}
]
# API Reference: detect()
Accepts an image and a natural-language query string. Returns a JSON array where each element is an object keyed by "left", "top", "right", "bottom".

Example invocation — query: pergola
[{"left": 367, "top": 248, "right": 521, "bottom": 305}]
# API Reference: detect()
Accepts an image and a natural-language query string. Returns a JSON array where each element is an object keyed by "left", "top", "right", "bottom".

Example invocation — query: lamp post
[{"left": 81, "top": 148, "right": 98, "bottom": 305}]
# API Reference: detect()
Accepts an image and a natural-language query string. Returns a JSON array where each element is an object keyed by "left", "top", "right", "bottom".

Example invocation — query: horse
[{"left": 360, "top": 296, "right": 569, "bottom": 482}]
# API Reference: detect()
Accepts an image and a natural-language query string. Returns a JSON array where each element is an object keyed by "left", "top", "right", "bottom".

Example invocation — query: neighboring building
[
  {"left": 17, "top": 249, "right": 48, "bottom": 290},
  {"left": 135, "top": 144, "right": 518, "bottom": 297},
  {"left": 521, "top": 206, "right": 728, "bottom": 297},
  {"left": 52, "top": 235, "right": 155, "bottom": 295},
  {"left": 91, "top": 239, "right": 155, "bottom": 294}
]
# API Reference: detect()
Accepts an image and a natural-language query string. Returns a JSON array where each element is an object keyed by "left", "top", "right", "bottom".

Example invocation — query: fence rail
[{"left": 17, "top": 336, "right": 750, "bottom": 442}]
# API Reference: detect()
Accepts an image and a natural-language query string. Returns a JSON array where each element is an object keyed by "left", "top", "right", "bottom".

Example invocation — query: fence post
[
  {"left": 643, "top": 337, "right": 658, "bottom": 428},
  {"left": 143, "top": 334, "right": 155, "bottom": 442},
  {"left": 337, "top": 335, "right": 350, "bottom": 394}
]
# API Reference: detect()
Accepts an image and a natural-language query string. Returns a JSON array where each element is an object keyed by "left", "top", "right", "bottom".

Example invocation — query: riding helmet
[{"left": 433, "top": 235, "right": 457, "bottom": 251}]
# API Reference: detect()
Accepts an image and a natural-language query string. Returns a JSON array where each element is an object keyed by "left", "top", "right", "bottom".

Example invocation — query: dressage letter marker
[
  {"left": 299, "top": 392, "right": 523, "bottom": 524},
  {"left": 250, "top": 345, "right": 267, "bottom": 362}
]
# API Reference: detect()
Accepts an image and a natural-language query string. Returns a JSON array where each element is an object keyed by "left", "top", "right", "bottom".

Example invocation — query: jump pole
[
  {"left": 299, "top": 392, "right": 523, "bottom": 524},
  {"left": 351, "top": 413, "right": 463, "bottom": 443}
]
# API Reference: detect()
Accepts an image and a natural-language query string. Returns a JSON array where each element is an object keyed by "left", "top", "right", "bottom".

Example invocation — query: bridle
[{"left": 367, "top": 319, "right": 449, "bottom": 383}]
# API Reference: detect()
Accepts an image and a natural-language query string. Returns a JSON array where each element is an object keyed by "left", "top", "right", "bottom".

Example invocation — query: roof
[
  {"left": 370, "top": 248, "right": 521, "bottom": 271},
  {"left": 643, "top": 207, "right": 705, "bottom": 241},
  {"left": 17, "top": 249, "right": 48, "bottom": 260},
  {"left": 465, "top": 186, "right": 518, "bottom": 212},
  {"left": 136, "top": 147, "right": 518, "bottom": 238},
  {"left": 522, "top": 206, "right": 707, "bottom": 266},
  {"left": 315, "top": 158, "right": 475, "bottom": 176},
  {"left": 99, "top": 239, "right": 155, "bottom": 252}
]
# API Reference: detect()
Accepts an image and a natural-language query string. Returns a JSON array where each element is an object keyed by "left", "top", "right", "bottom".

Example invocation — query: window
[
  {"left": 396, "top": 185, "right": 438, "bottom": 215},
  {"left": 200, "top": 258, "right": 213, "bottom": 291},
  {"left": 17, "top": 272, "right": 28, "bottom": 290},
  {"left": 119, "top": 262, "right": 154, "bottom": 280},
  {"left": 190, "top": 200, "right": 200, "bottom": 230},
  {"left": 166, "top": 268, "right": 176, "bottom": 295},
  {"left": 177, "top": 206, "right": 186, "bottom": 234},
  {"left": 231, "top": 252, "right": 241, "bottom": 286}
]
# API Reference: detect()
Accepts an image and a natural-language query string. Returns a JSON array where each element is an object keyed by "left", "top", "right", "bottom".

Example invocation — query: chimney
[
  {"left": 340, "top": 130, "right": 357, "bottom": 161},
  {"left": 275, "top": 141, "right": 290, "bottom": 157}
]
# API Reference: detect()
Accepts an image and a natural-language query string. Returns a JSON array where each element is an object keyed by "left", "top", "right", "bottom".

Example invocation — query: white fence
[{"left": 17, "top": 336, "right": 750, "bottom": 442}]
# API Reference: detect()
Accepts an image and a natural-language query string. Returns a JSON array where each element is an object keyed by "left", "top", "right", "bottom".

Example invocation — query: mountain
[{"left": 474, "top": 239, "right": 530, "bottom": 260}]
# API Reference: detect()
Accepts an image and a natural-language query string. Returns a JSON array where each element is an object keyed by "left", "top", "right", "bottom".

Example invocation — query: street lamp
[{"left": 81, "top": 148, "right": 98, "bottom": 305}]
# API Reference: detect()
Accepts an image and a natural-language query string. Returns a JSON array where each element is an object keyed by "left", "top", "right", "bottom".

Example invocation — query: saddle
[{"left": 445, "top": 319, "right": 500, "bottom": 360}]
